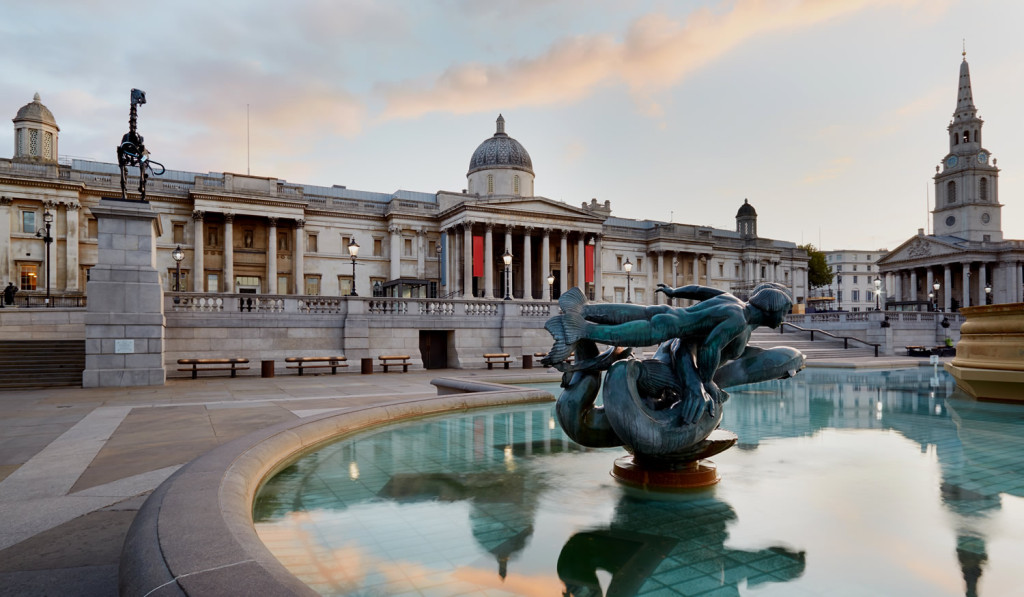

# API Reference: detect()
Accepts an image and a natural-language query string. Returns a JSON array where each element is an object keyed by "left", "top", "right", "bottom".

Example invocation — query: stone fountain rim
[{"left": 118, "top": 378, "right": 554, "bottom": 597}]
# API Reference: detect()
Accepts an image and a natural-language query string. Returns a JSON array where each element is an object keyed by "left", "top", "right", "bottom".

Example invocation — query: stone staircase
[
  {"left": 0, "top": 340, "right": 85, "bottom": 389},
  {"left": 749, "top": 327, "right": 877, "bottom": 360}
]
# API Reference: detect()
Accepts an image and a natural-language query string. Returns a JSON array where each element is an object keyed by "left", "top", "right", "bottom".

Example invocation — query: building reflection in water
[{"left": 254, "top": 367, "right": 1024, "bottom": 596}]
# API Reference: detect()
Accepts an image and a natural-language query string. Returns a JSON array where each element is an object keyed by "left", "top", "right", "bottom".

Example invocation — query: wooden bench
[
  {"left": 484, "top": 353, "right": 514, "bottom": 369},
  {"left": 905, "top": 346, "right": 930, "bottom": 357},
  {"left": 285, "top": 356, "right": 348, "bottom": 375},
  {"left": 378, "top": 355, "right": 411, "bottom": 373},
  {"left": 177, "top": 358, "right": 250, "bottom": 379}
]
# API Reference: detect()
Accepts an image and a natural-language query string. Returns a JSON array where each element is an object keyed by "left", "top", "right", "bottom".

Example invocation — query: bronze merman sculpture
[{"left": 542, "top": 283, "right": 805, "bottom": 486}]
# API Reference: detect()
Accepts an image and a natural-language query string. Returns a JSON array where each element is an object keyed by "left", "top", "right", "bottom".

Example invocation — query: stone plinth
[
  {"left": 945, "top": 302, "right": 1024, "bottom": 403},
  {"left": 83, "top": 198, "right": 165, "bottom": 387}
]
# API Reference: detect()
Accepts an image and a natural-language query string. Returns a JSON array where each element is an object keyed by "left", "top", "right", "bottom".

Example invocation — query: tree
[{"left": 800, "top": 244, "right": 833, "bottom": 289}]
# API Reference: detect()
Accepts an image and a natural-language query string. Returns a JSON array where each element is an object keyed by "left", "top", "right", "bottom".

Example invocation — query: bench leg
[
  {"left": 487, "top": 362, "right": 494, "bottom": 370},
  {"left": 381, "top": 365, "right": 389, "bottom": 373},
  {"left": 298, "top": 367, "right": 304, "bottom": 376},
  {"left": 503, "top": 363, "right": 510, "bottom": 369},
  {"left": 402, "top": 364, "right": 409, "bottom": 373},
  {"left": 192, "top": 366, "right": 198, "bottom": 380},
  {"left": 331, "top": 366, "right": 337, "bottom": 374},
  {"left": 230, "top": 366, "right": 237, "bottom": 378}
]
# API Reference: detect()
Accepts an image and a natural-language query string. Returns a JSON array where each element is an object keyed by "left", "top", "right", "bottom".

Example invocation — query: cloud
[
  {"left": 378, "top": 0, "right": 921, "bottom": 121},
  {"left": 802, "top": 156, "right": 853, "bottom": 184}
]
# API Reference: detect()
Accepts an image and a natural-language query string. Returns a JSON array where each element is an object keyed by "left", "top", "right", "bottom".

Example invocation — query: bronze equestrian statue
[{"left": 116, "top": 89, "right": 164, "bottom": 201}]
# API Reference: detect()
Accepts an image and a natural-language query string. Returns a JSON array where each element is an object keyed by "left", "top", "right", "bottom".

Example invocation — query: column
[
  {"left": 0, "top": 196, "right": 11, "bottom": 283},
  {"left": 909, "top": 270, "right": 917, "bottom": 303},
  {"left": 389, "top": 224, "right": 401, "bottom": 281},
  {"left": 704, "top": 255, "right": 711, "bottom": 286},
  {"left": 942, "top": 265, "right": 952, "bottom": 311},
  {"left": 979, "top": 264, "right": 987, "bottom": 305},
  {"left": 192, "top": 210, "right": 204, "bottom": 291},
  {"left": 893, "top": 272, "right": 902, "bottom": 303},
  {"left": 790, "top": 265, "right": 798, "bottom": 302},
  {"left": 594, "top": 234, "right": 602, "bottom": 302},
  {"left": 559, "top": 230, "right": 568, "bottom": 294},
  {"left": 223, "top": 213, "right": 234, "bottom": 293},
  {"left": 962, "top": 263, "right": 970, "bottom": 308},
  {"left": 522, "top": 227, "right": 533, "bottom": 300},
  {"left": 65, "top": 203, "right": 80, "bottom": 292},
  {"left": 453, "top": 228, "right": 462, "bottom": 296},
  {"left": 506, "top": 227, "right": 514, "bottom": 299},
  {"left": 658, "top": 251, "right": 667, "bottom": 303},
  {"left": 463, "top": 222, "right": 473, "bottom": 297},
  {"left": 576, "top": 235, "right": 585, "bottom": 291},
  {"left": 692, "top": 254, "right": 699, "bottom": 286},
  {"left": 293, "top": 220, "right": 305, "bottom": 294},
  {"left": 267, "top": 217, "right": 277, "bottom": 294},
  {"left": 1018, "top": 262, "right": 1023, "bottom": 303},
  {"left": 926, "top": 268, "right": 934, "bottom": 306},
  {"left": 542, "top": 229, "right": 551, "bottom": 301},
  {"left": 416, "top": 229, "right": 426, "bottom": 278},
  {"left": 646, "top": 253, "right": 654, "bottom": 302},
  {"left": 484, "top": 224, "right": 494, "bottom": 298}
]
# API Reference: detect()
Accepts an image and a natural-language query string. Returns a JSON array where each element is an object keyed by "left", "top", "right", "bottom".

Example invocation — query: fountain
[{"left": 540, "top": 283, "right": 804, "bottom": 489}]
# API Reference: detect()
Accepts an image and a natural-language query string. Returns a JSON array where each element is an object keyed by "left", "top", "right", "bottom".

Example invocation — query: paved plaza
[{"left": 0, "top": 357, "right": 931, "bottom": 596}]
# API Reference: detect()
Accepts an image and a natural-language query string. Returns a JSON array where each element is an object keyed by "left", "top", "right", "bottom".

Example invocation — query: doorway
[{"left": 419, "top": 330, "right": 450, "bottom": 369}]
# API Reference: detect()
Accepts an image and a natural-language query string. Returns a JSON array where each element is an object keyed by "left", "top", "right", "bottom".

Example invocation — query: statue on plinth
[
  {"left": 116, "top": 88, "right": 164, "bottom": 201},
  {"left": 542, "top": 283, "right": 805, "bottom": 488}
]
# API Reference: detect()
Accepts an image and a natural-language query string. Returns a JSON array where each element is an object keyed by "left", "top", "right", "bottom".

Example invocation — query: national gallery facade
[{"left": 1, "top": 101, "right": 809, "bottom": 308}]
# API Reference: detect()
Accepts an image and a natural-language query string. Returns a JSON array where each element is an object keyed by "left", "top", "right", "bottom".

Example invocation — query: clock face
[
  {"left": 978, "top": 152, "right": 989, "bottom": 164},
  {"left": 946, "top": 216, "right": 956, "bottom": 227},
  {"left": 946, "top": 155, "right": 958, "bottom": 168},
  {"left": 982, "top": 213, "right": 991, "bottom": 224}
]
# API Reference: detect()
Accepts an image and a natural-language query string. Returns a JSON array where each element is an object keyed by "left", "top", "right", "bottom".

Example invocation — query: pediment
[
  {"left": 879, "top": 235, "right": 963, "bottom": 265},
  {"left": 445, "top": 195, "right": 606, "bottom": 224}
]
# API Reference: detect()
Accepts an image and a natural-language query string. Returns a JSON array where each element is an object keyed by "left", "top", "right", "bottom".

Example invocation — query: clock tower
[{"left": 933, "top": 52, "right": 1002, "bottom": 242}]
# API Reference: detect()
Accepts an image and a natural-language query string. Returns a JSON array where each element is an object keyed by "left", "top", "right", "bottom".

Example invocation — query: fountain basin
[{"left": 945, "top": 302, "right": 1024, "bottom": 402}]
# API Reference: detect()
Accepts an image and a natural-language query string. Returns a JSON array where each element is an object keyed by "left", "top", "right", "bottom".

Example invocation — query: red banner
[
  {"left": 473, "top": 236, "right": 484, "bottom": 277},
  {"left": 585, "top": 244, "right": 594, "bottom": 283}
]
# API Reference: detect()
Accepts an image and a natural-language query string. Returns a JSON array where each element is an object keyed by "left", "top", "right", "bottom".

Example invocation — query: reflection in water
[{"left": 254, "top": 368, "right": 1024, "bottom": 596}]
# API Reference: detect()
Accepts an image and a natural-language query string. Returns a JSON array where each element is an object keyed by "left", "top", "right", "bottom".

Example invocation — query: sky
[{"left": 2, "top": 0, "right": 1023, "bottom": 251}]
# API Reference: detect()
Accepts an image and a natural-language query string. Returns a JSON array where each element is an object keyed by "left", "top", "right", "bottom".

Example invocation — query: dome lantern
[{"left": 467, "top": 115, "right": 535, "bottom": 197}]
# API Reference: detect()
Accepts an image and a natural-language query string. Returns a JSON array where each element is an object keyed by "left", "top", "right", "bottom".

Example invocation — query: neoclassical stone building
[
  {"left": 1, "top": 104, "right": 809, "bottom": 307},
  {"left": 879, "top": 54, "right": 1024, "bottom": 309}
]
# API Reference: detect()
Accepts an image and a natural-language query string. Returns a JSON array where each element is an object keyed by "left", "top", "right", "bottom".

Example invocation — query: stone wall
[{"left": 0, "top": 308, "right": 85, "bottom": 339}]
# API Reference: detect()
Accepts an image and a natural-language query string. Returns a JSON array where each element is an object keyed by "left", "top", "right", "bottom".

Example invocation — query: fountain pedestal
[
  {"left": 611, "top": 429, "right": 738, "bottom": 490},
  {"left": 945, "top": 303, "right": 1024, "bottom": 403}
]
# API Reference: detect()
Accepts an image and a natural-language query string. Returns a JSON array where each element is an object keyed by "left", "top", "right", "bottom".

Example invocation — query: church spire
[{"left": 954, "top": 49, "right": 977, "bottom": 123}]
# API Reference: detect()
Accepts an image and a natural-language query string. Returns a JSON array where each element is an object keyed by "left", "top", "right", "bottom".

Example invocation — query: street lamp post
[
  {"left": 547, "top": 274, "right": 555, "bottom": 301},
  {"left": 502, "top": 249, "right": 512, "bottom": 300},
  {"left": 35, "top": 210, "right": 53, "bottom": 306},
  {"left": 933, "top": 281, "right": 940, "bottom": 312},
  {"left": 837, "top": 275, "right": 842, "bottom": 311},
  {"left": 347, "top": 239, "right": 359, "bottom": 296},
  {"left": 624, "top": 258, "right": 633, "bottom": 304},
  {"left": 985, "top": 284, "right": 992, "bottom": 305},
  {"left": 171, "top": 245, "right": 184, "bottom": 292},
  {"left": 874, "top": 277, "right": 881, "bottom": 311}
]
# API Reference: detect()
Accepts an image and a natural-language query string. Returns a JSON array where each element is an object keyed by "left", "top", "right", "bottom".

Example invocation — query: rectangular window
[
  {"left": 429, "top": 240, "right": 438, "bottom": 256},
  {"left": 206, "top": 273, "right": 219, "bottom": 292},
  {"left": 718, "top": 263, "right": 724, "bottom": 276},
  {"left": 277, "top": 275, "right": 289, "bottom": 295},
  {"left": 616, "top": 255, "right": 622, "bottom": 270},
  {"left": 852, "top": 265, "right": 858, "bottom": 271},
  {"left": 342, "top": 235, "right": 352, "bottom": 251},
  {"left": 734, "top": 264, "right": 740, "bottom": 278},
  {"left": 403, "top": 238, "right": 412, "bottom": 257},
  {"left": 636, "top": 258, "right": 643, "bottom": 273},
  {"left": 304, "top": 275, "right": 321, "bottom": 295},
  {"left": 20, "top": 264, "right": 38, "bottom": 290},
  {"left": 853, "top": 276, "right": 859, "bottom": 284},
  {"left": 22, "top": 211, "right": 35, "bottom": 234},
  {"left": 338, "top": 276, "right": 353, "bottom": 296},
  {"left": 172, "top": 222, "right": 185, "bottom": 244},
  {"left": 614, "top": 288, "right": 624, "bottom": 303},
  {"left": 635, "top": 289, "right": 645, "bottom": 303},
  {"left": 168, "top": 269, "right": 189, "bottom": 291},
  {"left": 852, "top": 290, "right": 860, "bottom": 302},
  {"left": 373, "top": 239, "right": 382, "bottom": 257},
  {"left": 88, "top": 218, "right": 98, "bottom": 239},
  {"left": 207, "top": 226, "right": 219, "bottom": 247},
  {"left": 308, "top": 233, "right": 318, "bottom": 253}
]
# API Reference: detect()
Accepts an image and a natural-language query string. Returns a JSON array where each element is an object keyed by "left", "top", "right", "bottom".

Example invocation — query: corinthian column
[
  {"left": 223, "top": 213, "right": 234, "bottom": 293},
  {"left": 294, "top": 219, "right": 305, "bottom": 295},
  {"left": 192, "top": 210, "right": 204, "bottom": 291},
  {"left": 484, "top": 224, "right": 494, "bottom": 299},
  {"left": 522, "top": 227, "right": 533, "bottom": 300},
  {"left": 267, "top": 217, "right": 277, "bottom": 294},
  {"left": 65, "top": 203, "right": 80, "bottom": 292},
  {"left": 542, "top": 228, "right": 551, "bottom": 300}
]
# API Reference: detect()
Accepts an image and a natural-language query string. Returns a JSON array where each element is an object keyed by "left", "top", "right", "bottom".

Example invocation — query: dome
[
  {"left": 468, "top": 115, "right": 533, "bottom": 176},
  {"left": 736, "top": 198, "right": 757, "bottom": 218},
  {"left": 14, "top": 93, "right": 59, "bottom": 130}
]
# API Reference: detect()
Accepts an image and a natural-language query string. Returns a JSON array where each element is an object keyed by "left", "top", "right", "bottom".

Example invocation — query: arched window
[
  {"left": 974, "top": 129, "right": 979, "bottom": 143},
  {"left": 947, "top": 180, "right": 956, "bottom": 204},
  {"left": 953, "top": 132, "right": 959, "bottom": 145},
  {"left": 487, "top": 174, "right": 494, "bottom": 194},
  {"left": 963, "top": 131, "right": 970, "bottom": 144},
  {"left": 980, "top": 177, "right": 988, "bottom": 201},
  {"left": 513, "top": 175, "right": 520, "bottom": 195}
]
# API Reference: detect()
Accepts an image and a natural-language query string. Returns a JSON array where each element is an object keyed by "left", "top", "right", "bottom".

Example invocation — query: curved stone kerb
[{"left": 120, "top": 385, "right": 554, "bottom": 596}]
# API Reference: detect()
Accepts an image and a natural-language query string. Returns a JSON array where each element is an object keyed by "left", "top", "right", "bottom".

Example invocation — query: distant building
[
  {"left": 878, "top": 53, "right": 1024, "bottom": 309},
  {"left": 823, "top": 250, "right": 887, "bottom": 312},
  {"left": 1, "top": 104, "right": 809, "bottom": 307}
]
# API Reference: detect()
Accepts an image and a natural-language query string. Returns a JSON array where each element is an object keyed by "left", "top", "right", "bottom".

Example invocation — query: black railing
[
  {"left": 10, "top": 295, "right": 87, "bottom": 308},
  {"left": 779, "top": 321, "right": 880, "bottom": 357}
]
